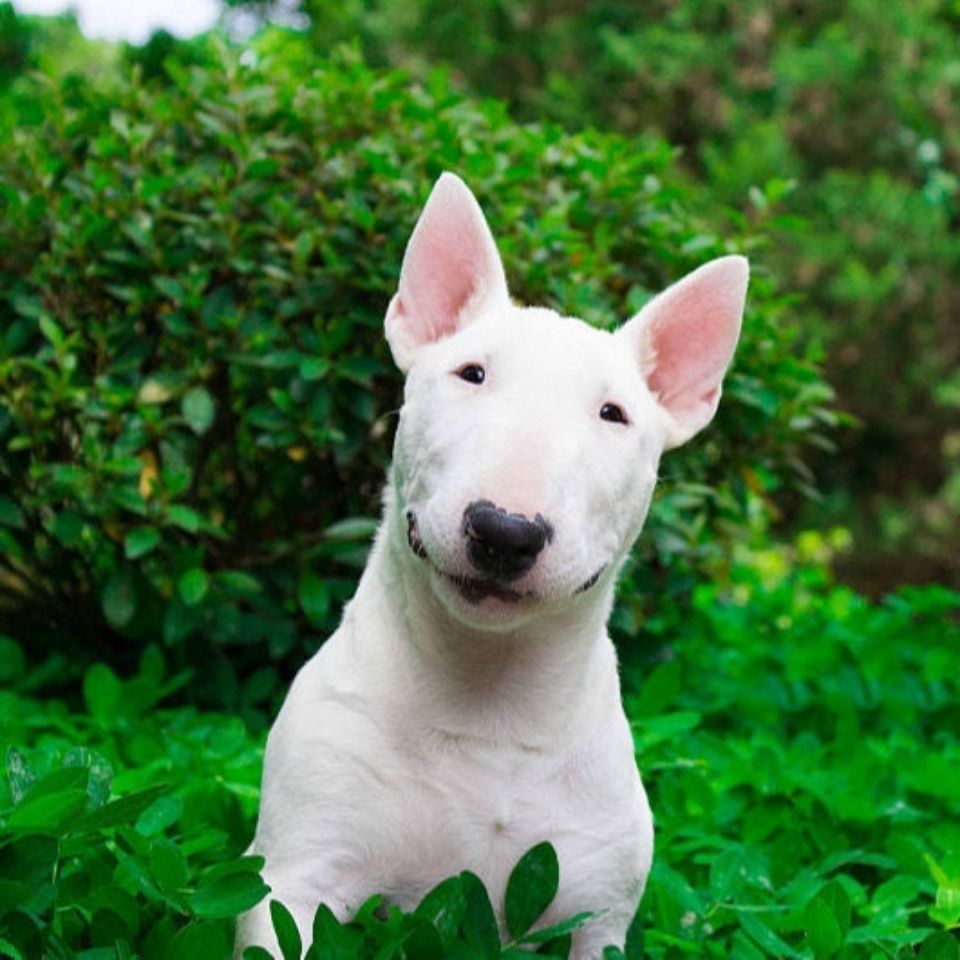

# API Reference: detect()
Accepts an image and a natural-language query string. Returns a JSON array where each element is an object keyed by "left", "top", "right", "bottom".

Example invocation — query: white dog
[{"left": 236, "top": 173, "right": 747, "bottom": 957}]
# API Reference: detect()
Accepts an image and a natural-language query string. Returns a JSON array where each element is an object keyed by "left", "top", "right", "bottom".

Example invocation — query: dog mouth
[{"left": 406, "top": 511, "right": 605, "bottom": 604}]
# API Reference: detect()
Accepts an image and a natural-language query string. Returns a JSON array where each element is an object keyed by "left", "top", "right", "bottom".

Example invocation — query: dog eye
[
  {"left": 456, "top": 364, "right": 486, "bottom": 385},
  {"left": 600, "top": 402, "right": 628, "bottom": 425}
]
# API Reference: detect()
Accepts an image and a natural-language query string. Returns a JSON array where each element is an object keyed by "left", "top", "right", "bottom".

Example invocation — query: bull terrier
[{"left": 236, "top": 172, "right": 748, "bottom": 957}]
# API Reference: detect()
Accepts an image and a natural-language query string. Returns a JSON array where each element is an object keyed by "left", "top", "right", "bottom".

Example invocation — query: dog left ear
[
  {"left": 385, "top": 173, "right": 510, "bottom": 372},
  {"left": 620, "top": 256, "right": 748, "bottom": 450}
]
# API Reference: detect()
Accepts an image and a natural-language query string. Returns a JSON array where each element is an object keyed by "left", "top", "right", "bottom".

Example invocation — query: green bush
[
  {"left": 239, "top": 0, "right": 960, "bottom": 587},
  {"left": 0, "top": 38, "right": 832, "bottom": 702},
  {"left": 2, "top": 543, "right": 957, "bottom": 958}
]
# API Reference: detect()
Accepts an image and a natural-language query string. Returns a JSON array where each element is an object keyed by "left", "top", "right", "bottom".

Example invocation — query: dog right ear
[{"left": 385, "top": 173, "right": 510, "bottom": 372}]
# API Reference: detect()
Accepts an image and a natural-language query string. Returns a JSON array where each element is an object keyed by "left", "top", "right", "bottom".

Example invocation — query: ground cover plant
[{"left": 1, "top": 541, "right": 958, "bottom": 957}]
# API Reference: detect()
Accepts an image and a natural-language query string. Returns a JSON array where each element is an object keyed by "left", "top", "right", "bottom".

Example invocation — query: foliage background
[
  {"left": 243, "top": 0, "right": 960, "bottom": 593},
  {"left": 0, "top": 2, "right": 958, "bottom": 959}
]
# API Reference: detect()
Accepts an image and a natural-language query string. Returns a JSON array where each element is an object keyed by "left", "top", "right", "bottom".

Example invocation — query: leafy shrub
[
  {"left": 2, "top": 543, "right": 957, "bottom": 958},
  {"left": 0, "top": 38, "right": 832, "bottom": 702},
  {"left": 236, "top": 0, "right": 960, "bottom": 587}
]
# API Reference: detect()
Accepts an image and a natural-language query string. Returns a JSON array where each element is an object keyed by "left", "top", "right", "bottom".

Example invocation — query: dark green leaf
[
  {"left": 310, "top": 903, "right": 363, "bottom": 960},
  {"left": 919, "top": 931, "right": 960, "bottom": 960},
  {"left": 162, "top": 921, "right": 230, "bottom": 960},
  {"left": 415, "top": 875, "right": 467, "bottom": 947},
  {"left": 270, "top": 899, "right": 302, "bottom": 960},
  {"left": 460, "top": 871, "right": 500, "bottom": 959},
  {"left": 504, "top": 842, "right": 560, "bottom": 939}
]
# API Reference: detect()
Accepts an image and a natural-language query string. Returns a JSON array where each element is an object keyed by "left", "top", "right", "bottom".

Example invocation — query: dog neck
[{"left": 348, "top": 490, "right": 621, "bottom": 748}]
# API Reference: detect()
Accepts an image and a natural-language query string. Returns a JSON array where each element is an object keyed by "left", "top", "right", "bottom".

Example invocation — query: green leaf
[
  {"left": 182, "top": 387, "right": 216, "bottom": 435},
  {"left": 324, "top": 517, "right": 379, "bottom": 541},
  {"left": 102, "top": 568, "right": 138, "bottom": 629},
  {"left": 818, "top": 880, "right": 851, "bottom": 939},
  {"left": 931, "top": 883, "right": 960, "bottom": 926},
  {"left": 624, "top": 905, "right": 644, "bottom": 960},
  {"left": 519, "top": 911, "right": 594, "bottom": 944},
  {"left": 50, "top": 509, "right": 84, "bottom": 545},
  {"left": 162, "top": 921, "right": 230, "bottom": 960},
  {"left": 83, "top": 663, "right": 122, "bottom": 723},
  {"left": 310, "top": 903, "right": 363, "bottom": 960},
  {"left": 460, "top": 870, "right": 500, "bottom": 959},
  {"left": 298, "top": 572, "right": 329, "bottom": 626},
  {"left": 38, "top": 315, "right": 64, "bottom": 348},
  {"left": 0, "top": 637, "right": 26, "bottom": 685},
  {"left": 154, "top": 276, "right": 185, "bottom": 303},
  {"left": 149, "top": 838, "right": 189, "bottom": 894},
  {"left": 178, "top": 568, "right": 209, "bottom": 606},
  {"left": 504, "top": 841, "right": 560, "bottom": 939},
  {"left": 166, "top": 504, "right": 203, "bottom": 533},
  {"left": 299, "top": 357, "right": 331, "bottom": 381},
  {"left": 400, "top": 919, "right": 445, "bottom": 960},
  {"left": 188, "top": 870, "right": 271, "bottom": 920},
  {"left": 0, "top": 835, "right": 59, "bottom": 890},
  {"left": 740, "top": 913, "right": 800, "bottom": 958},
  {"left": 125, "top": 526, "right": 161, "bottom": 559},
  {"left": 805, "top": 894, "right": 843, "bottom": 958},
  {"left": 415, "top": 875, "right": 467, "bottom": 947},
  {"left": 919, "top": 931, "right": 960, "bottom": 960},
  {"left": 0, "top": 937, "right": 25, "bottom": 960},
  {"left": 0, "top": 496, "right": 24, "bottom": 529},
  {"left": 217, "top": 570, "right": 263, "bottom": 594},
  {"left": 76, "top": 784, "right": 168, "bottom": 831},
  {"left": 7, "top": 788, "right": 88, "bottom": 832},
  {"left": 270, "top": 900, "right": 302, "bottom": 960},
  {"left": 136, "top": 794, "right": 184, "bottom": 837}
]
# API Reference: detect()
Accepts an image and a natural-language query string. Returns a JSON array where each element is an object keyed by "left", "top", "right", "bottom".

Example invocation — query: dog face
[{"left": 385, "top": 174, "right": 747, "bottom": 629}]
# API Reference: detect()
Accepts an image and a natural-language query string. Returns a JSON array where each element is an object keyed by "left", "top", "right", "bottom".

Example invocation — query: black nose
[{"left": 462, "top": 500, "right": 552, "bottom": 582}]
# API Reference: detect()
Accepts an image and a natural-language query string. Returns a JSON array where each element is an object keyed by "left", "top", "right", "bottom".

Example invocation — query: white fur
[{"left": 235, "top": 173, "right": 748, "bottom": 958}]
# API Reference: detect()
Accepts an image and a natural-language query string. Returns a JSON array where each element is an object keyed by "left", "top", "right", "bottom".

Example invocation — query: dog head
[{"left": 385, "top": 173, "right": 747, "bottom": 629}]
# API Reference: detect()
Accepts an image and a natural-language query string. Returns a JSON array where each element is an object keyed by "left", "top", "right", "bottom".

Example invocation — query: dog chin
[{"left": 428, "top": 567, "right": 544, "bottom": 631}]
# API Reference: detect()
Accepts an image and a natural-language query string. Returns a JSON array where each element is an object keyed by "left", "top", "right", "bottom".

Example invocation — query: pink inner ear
[
  {"left": 386, "top": 173, "right": 508, "bottom": 369},
  {"left": 398, "top": 201, "right": 500, "bottom": 344},
  {"left": 647, "top": 278, "right": 738, "bottom": 413},
  {"left": 638, "top": 256, "right": 748, "bottom": 441}
]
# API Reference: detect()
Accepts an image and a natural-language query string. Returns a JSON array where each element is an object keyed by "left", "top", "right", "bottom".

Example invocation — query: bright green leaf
[
  {"left": 178, "top": 568, "right": 209, "bottom": 606},
  {"left": 188, "top": 871, "right": 271, "bottom": 920}
]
